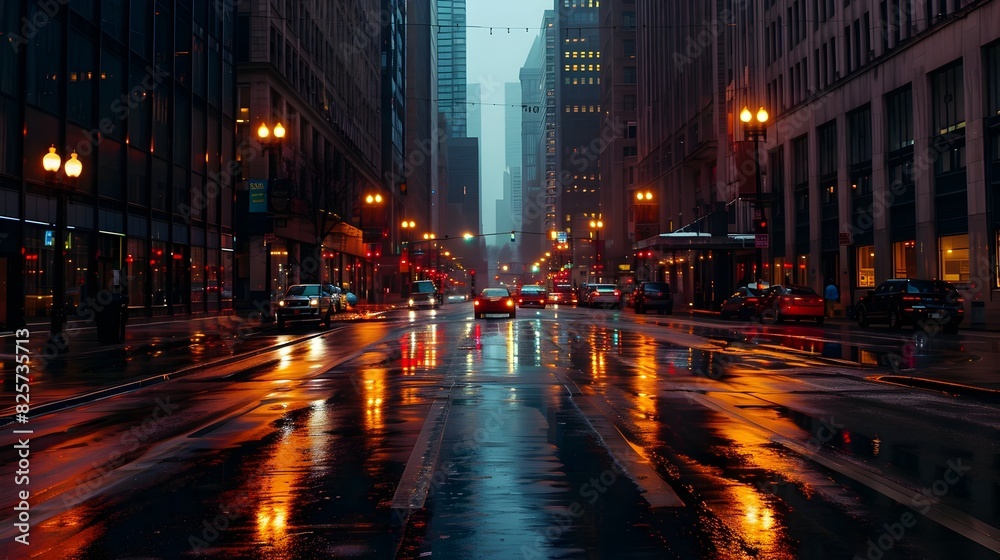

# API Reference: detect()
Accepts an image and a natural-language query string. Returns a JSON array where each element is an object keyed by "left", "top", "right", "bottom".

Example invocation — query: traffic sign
[{"left": 755, "top": 234, "right": 769, "bottom": 248}]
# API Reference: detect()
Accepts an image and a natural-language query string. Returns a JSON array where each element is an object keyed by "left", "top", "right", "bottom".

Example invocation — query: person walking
[{"left": 824, "top": 279, "right": 840, "bottom": 318}]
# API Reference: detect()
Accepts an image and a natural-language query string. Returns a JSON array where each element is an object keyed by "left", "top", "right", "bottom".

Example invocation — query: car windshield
[
  {"left": 521, "top": 286, "right": 545, "bottom": 293},
  {"left": 643, "top": 282, "right": 670, "bottom": 292},
  {"left": 285, "top": 285, "right": 320, "bottom": 297},
  {"left": 481, "top": 288, "right": 509, "bottom": 297},
  {"left": 412, "top": 282, "right": 436, "bottom": 293},
  {"left": 593, "top": 284, "right": 616, "bottom": 292}
]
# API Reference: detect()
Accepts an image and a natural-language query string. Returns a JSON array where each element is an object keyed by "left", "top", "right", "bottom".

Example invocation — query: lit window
[
  {"left": 857, "top": 246, "right": 875, "bottom": 287},
  {"left": 939, "top": 234, "right": 969, "bottom": 283}
]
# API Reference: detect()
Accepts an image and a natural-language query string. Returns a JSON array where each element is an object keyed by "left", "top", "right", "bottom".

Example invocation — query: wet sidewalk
[{"left": 0, "top": 301, "right": 404, "bottom": 422}]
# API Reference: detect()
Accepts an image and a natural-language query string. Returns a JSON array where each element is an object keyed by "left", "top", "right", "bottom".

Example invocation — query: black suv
[
  {"left": 855, "top": 279, "right": 964, "bottom": 332},
  {"left": 632, "top": 281, "right": 673, "bottom": 314}
]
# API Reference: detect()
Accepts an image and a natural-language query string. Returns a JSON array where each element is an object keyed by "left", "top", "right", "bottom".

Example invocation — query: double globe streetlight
[
  {"left": 43, "top": 146, "right": 83, "bottom": 340},
  {"left": 740, "top": 106, "right": 769, "bottom": 283},
  {"left": 257, "top": 121, "right": 285, "bottom": 320}
]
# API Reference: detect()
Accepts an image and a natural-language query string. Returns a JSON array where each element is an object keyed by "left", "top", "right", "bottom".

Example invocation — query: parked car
[
  {"left": 632, "top": 281, "right": 673, "bottom": 314},
  {"left": 516, "top": 285, "right": 548, "bottom": 308},
  {"left": 719, "top": 284, "right": 767, "bottom": 320},
  {"left": 409, "top": 280, "right": 441, "bottom": 309},
  {"left": 584, "top": 284, "right": 621, "bottom": 308},
  {"left": 854, "top": 279, "right": 964, "bottom": 333},
  {"left": 757, "top": 285, "right": 826, "bottom": 324},
  {"left": 474, "top": 287, "right": 516, "bottom": 319},
  {"left": 274, "top": 284, "right": 337, "bottom": 328}
]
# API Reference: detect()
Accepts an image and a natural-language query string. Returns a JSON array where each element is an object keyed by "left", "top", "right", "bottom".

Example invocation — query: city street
[{"left": 2, "top": 304, "right": 999, "bottom": 559}]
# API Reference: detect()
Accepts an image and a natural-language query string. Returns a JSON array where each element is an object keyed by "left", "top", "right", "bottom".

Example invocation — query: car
[
  {"left": 719, "top": 284, "right": 768, "bottom": 320},
  {"left": 474, "top": 287, "right": 516, "bottom": 319},
  {"left": 632, "top": 281, "right": 673, "bottom": 314},
  {"left": 854, "top": 278, "right": 964, "bottom": 333},
  {"left": 757, "top": 285, "right": 825, "bottom": 324},
  {"left": 445, "top": 290, "right": 468, "bottom": 303},
  {"left": 409, "top": 280, "right": 441, "bottom": 309},
  {"left": 583, "top": 284, "right": 621, "bottom": 308},
  {"left": 516, "top": 285, "right": 547, "bottom": 308},
  {"left": 548, "top": 283, "right": 576, "bottom": 305},
  {"left": 274, "top": 284, "right": 337, "bottom": 328}
]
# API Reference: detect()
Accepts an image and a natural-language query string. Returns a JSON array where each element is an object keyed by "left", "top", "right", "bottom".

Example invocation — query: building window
[
  {"left": 939, "top": 234, "right": 969, "bottom": 283},
  {"left": 988, "top": 41, "right": 1000, "bottom": 116},
  {"left": 893, "top": 240, "right": 917, "bottom": 278},
  {"left": 857, "top": 245, "right": 875, "bottom": 287},
  {"left": 886, "top": 85, "right": 913, "bottom": 151},
  {"left": 931, "top": 61, "right": 966, "bottom": 135}
]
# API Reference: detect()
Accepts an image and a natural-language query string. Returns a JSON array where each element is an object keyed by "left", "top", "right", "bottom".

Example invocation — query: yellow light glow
[
  {"left": 257, "top": 123, "right": 269, "bottom": 139},
  {"left": 42, "top": 146, "right": 61, "bottom": 172},
  {"left": 740, "top": 106, "right": 752, "bottom": 123}
]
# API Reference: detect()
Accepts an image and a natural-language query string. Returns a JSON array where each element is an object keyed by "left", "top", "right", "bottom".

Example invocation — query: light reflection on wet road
[{"left": 5, "top": 306, "right": 999, "bottom": 559}]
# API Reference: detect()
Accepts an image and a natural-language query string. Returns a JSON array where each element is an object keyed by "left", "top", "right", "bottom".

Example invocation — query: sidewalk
[{"left": 0, "top": 302, "right": 405, "bottom": 422}]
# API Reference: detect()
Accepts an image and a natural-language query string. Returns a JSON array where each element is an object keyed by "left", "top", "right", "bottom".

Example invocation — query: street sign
[
  {"left": 755, "top": 234, "right": 769, "bottom": 248},
  {"left": 839, "top": 232, "right": 852, "bottom": 245},
  {"left": 557, "top": 231, "right": 567, "bottom": 243},
  {"left": 249, "top": 179, "right": 267, "bottom": 212}
]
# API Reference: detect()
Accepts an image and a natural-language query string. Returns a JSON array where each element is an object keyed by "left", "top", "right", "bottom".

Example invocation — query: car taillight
[
  {"left": 747, "top": 297, "right": 758, "bottom": 304},
  {"left": 506, "top": 300, "right": 514, "bottom": 307},
  {"left": 901, "top": 295, "right": 920, "bottom": 303},
  {"left": 614, "top": 290, "right": 621, "bottom": 296}
]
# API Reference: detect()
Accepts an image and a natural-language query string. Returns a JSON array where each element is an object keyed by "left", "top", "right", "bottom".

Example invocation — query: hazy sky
[{"left": 465, "top": 1, "right": 548, "bottom": 235}]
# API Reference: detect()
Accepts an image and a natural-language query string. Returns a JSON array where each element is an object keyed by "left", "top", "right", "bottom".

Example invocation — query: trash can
[{"left": 96, "top": 294, "right": 128, "bottom": 344}]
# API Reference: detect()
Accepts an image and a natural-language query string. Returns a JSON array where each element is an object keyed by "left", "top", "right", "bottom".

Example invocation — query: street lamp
[
  {"left": 361, "top": 193, "right": 385, "bottom": 303},
  {"left": 589, "top": 219, "right": 604, "bottom": 283},
  {"left": 257, "top": 121, "right": 285, "bottom": 321},
  {"left": 741, "top": 106, "right": 769, "bottom": 283},
  {"left": 43, "top": 146, "right": 83, "bottom": 342},
  {"left": 401, "top": 220, "right": 416, "bottom": 287}
]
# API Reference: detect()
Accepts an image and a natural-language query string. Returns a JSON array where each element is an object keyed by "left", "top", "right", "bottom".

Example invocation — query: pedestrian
[{"left": 824, "top": 278, "right": 839, "bottom": 318}]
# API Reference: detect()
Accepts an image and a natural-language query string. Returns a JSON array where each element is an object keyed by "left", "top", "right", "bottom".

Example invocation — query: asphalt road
[{"left": 1, "top": 303, "right": 998, "bottom": 559}]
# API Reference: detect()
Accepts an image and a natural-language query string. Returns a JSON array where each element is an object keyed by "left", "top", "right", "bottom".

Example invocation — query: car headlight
[
  {"left": 309, "top": 298, "right": 319, "bottom": 306},
  {"left": 408, "top": 298, "right": 415, "bottom": 305},
  {"left": 278, "top": 300, "right": 286, "bottom": 307},
  {"left": 429, "top": 297, "right": 436, "bottom": 304}
]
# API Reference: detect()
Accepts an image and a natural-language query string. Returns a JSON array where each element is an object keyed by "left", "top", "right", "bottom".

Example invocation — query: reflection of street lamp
[
  {"left": 257, "top": 121, "right": 285, "bottom": 321},
  {"left": 740, "top": 105, "right": 769, "bottom": 282},
  {"left": 589, "top": 219, "right": 604, "bottom": 282},
  {"left": 43, "top": 146, "right": 82, "bottom": 341}
]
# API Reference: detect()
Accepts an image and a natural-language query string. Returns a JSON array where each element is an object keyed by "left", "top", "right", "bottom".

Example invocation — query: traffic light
[
  {"left": 470, "top": 269, "right": 476, "bottom": 289},
  {"left": 755, "top": 218, "right": 768, "bottom": 234}
]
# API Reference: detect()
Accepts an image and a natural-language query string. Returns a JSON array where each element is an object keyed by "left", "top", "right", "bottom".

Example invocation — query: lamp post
[
  {"left": 740, "top": 106, "right": 769, "bottom": 283},
  {"left": 363, "top": 193, "right": 384, "bottom": 303},
  {"left": 43, "top": 146, "right": 82, "bottom": 342},
  {"left": 589, "top": 219, "right": 603, "bottom": 283},
  {"left": 401, "top": 219, "right": 415, "bottom": 291},
  {"left": 257, "top": 121, "right": 285, "bottom": 322}
]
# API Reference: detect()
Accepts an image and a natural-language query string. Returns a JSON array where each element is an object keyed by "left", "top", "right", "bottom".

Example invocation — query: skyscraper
[
  {"left": 520, "top": 11, "right": 556, "bottom": 262},
  {"left": 437, "top": 0, "right": 468, "bottom": 139},
  {"left": 555, "top": 1, "right": 602, "bottom": 283}
]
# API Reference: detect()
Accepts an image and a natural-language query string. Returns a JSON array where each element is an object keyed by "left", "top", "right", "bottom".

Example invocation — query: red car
[
  {"left": 719, "top": 284, "right": 767, "bottom": 320},
  {"left": 517, "top": 285, "right": 548, "bottom": 308},
  {"left": 757, "top": 285, "right": 826, "bottom": 324},
  {"left": 474, "top": 287, "right": 517, "bottom": 319}
]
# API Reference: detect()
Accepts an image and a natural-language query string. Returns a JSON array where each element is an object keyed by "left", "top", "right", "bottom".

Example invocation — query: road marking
[
  {"left": 390, "top": 390, "right": 452, "bottom": 523},
  {"left": 561, "top": 379, "right": 685, "bottom": 508}
]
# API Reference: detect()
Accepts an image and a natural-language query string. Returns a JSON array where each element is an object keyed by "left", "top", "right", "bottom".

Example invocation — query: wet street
[{"left": 2, "top": 304, "right": 1000, "bottom": 559}]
